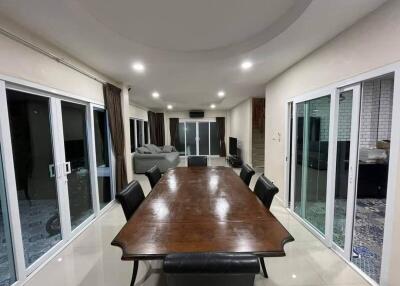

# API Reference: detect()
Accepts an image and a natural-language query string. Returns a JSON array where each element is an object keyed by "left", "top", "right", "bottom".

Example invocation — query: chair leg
[
  {"left": 259, "top": 257, "right": 269, "bottom": 278},
  {"left": 131, "top": 260, "right": 139, "bottom": 286}
]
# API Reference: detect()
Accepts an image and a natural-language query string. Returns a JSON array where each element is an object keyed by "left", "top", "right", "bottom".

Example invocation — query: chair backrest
[
  {"left": 254, "top": 175, "right": 279, "bottom": 210},
  {"left": 145, "top": 165, "right": 162, "bottom": 188},
  {"left": 187, "top": 156, "right": 208, "bottom": 167},
  {"left": 239, "top": 164, "right": 255, "bottom": 186},
  {"left": 115, "top": 180, "right": 145, "bottom": 221},
  {"left": 163, "top": 252, "right": 259, "bottom": 286}
]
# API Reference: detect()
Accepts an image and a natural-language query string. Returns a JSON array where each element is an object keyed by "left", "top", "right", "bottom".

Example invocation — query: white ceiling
[{"left": 0, "top": 0, "right": 387, "bottom": 111}]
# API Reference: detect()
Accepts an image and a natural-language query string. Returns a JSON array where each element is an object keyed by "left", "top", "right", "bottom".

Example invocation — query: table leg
[
  {"left": 131, "top": 260, "right": 139, "bottom": 286},
  {"left": 259, "top": 258, "right": 268, "bottom": 278}
]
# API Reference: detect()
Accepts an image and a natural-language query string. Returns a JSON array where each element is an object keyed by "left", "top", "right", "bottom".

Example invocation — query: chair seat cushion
[{"left": 163, "top": 253, "right": 259, "bottom": 274}]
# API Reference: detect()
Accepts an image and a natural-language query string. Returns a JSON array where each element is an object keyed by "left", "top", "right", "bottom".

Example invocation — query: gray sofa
[{"left": 132, "top": 144, "right": 180, "bottom": 174}]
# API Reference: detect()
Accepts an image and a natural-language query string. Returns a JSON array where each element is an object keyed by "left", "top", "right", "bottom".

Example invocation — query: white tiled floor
[{"left": 24, "top": 158, "right": 370, "bottom": 286}]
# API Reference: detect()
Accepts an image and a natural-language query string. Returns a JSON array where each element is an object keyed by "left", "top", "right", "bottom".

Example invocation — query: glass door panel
[
  {"left": 185, "top": 122, "right": 196, "bottom": 156},
  {"left": 210, "top": 122, "right": 219, "bottom": 155},
  {"left": 0, "top": 145, "right": 16, "bottom": 286},
  {"left": 61, "top": 101, "right": 93, "bottom": 230},
  {"left": 176, "top": 123, "right": 185, "bottom": 155},
  {"left": 93, "top": 109, "right": 112, "bottom": 209},
  {"left": 198, "top": 122, "right": 209, "bottom": 155},
  {"left": 333, "top": 90, "right": 353, "bottom": 249},
  {"left": 6, "top": 90, "right": 62, "bottom": 267},
  {"left": 294, "top": 95, "right": 331, "bottom": 234},
  {"left": 350, "top": 77, "right": 393, "bottom": 283}
]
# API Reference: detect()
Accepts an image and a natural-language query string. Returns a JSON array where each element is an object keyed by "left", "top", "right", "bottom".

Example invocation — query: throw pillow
[
  {"left": 145, "top": 144, "right": 162, "bottom": 153},
  {"left": 136, "top": 146, "right": 151, "bottom": 154}
]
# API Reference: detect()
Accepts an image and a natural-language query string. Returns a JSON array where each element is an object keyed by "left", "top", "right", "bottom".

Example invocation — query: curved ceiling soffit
[{"left": 75, "top": 0, "right": 312, "bottom": 62}]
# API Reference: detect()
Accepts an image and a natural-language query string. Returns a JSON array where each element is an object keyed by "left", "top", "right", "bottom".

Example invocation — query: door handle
[
  {"left": 65, "top": 162, "right": 71, "bottom": 175},
  {"left": 49, "top": 164, "right": 55, "bottom": 178}
]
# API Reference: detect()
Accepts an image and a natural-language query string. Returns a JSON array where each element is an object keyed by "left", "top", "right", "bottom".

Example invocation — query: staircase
[{"left": 252, "top": 127, "right": 264, "bottom": 173}]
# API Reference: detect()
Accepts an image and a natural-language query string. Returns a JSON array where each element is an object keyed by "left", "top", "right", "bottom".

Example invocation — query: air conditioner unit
[{"left": 189, "top": 110, "right": 204, "bottom": 118}]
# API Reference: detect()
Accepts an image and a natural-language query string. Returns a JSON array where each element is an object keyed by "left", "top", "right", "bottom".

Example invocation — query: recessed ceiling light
[
  {"left": 217, "top": 90, "right": 225, "bottom": 98},
  {"left": 241, "top": 60, "right": 253, "bottom": 71},
  {"left": 167, "top": 104, "right": 173, "bottom": 110},
  {"left": 132, "top": 61, "right": 145, "bottom": 73},
  {"left": 210, "top": 104, "right": 216, "bottom": 109},
  {"left": 152, "top": 91, "right": 160, "bottom": 98}
]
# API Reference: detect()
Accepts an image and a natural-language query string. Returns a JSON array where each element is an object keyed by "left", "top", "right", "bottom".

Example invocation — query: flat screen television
[{"left": 229, "top": 137, "right": 237, "bottom": 156}]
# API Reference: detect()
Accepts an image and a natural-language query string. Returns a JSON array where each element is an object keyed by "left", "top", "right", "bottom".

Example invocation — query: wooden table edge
[{"left": 111, "top": 234, "right": 295, "bottom": 261}]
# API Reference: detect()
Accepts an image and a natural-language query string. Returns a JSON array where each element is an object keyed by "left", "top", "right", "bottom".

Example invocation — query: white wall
[
  {"left": 229, "top": 99, "right": 252, "bottom": 164},
  {"left": 263, "top": 0, "right": 400, "bottom": 285},
  {"left": 0, "top": 16, "right": 137, "bottom": 187},
  {"left": 0, "top": 16, "right": 116, "bottom": 103},
  {"left": 129, "top": 104, "right": 148, "bottom": 121}
]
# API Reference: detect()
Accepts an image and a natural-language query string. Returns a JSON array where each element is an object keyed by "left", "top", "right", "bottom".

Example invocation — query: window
[
  {"left": 144, "top": 121, "right": 149, "bottom": 144},
  {"left": 130, "top": 118, "right": 148, "bottom": 152},
  {"left": 130, "top": 119, "right": 136, "bottom": 152}
]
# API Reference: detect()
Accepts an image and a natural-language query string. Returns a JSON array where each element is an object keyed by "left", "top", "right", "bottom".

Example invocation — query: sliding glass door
[
  {"left": 294, "top": 95, "right": 331, "bottom": 235},
  {"left": 0, "top": 145, "right": 16, "bottom": 286},
  {"left": 185, "top": 122, "right": 197, "bottom": 155},
  {"left": 198, "top": 122, "right": 209, "bottom": 155},
  {"left": 0, "top": 81, "right": 115, "bottom": 283},
  {"left": 288, "top": 74, "right": 395, "bottom": 283},
  {"left": 176, "top": 120, "right": 220, "bottom": 156},
  {"left": 6, "top": 90, "right": 64, "bottom": 267},
  {"left": 93, "top": 108, "right": 114, "bottom": 210},
  {"left": 60, "top": 101, "right": 93, "bottom": 230},
  {"left": 332, "top": 85, "right": 361, "bottom": 256}
]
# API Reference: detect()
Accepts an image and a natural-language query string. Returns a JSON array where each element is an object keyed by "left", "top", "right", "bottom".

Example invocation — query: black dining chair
[
  {"left": 115, "top": 180, "right": 146, "bottom": 286},
  {"left": 239, "top": 164, "right": 255, "bottom": 186},
  {"left": 254, "top": 175, "right": 279, "bottom": 210},
  {"left": 145, "top": 165, "right": 162, "bottom": 188},
  {"left": 116, "top": 180, "right": 145, "bottom": 220},
  {"left": 187, "top": 156, "right": 208, "bottom": 167},
  {"left": 163, "top": 252, "right": 259, "bottom": 286},
  {"left": 253, "top": 174, "right": 279, "bottom": 278}
]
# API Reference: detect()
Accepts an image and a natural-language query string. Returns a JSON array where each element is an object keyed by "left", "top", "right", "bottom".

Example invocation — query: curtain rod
[{"left": 0, "top": 26, "right": 107, "bottom": 85}]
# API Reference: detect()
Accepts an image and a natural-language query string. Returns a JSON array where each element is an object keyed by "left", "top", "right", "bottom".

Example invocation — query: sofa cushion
[
  {"left": 145, "top": 144, "right": 162, "bottom": 153},
  {"left": 136, "top": 146, "right": 151, "bottom": 154},
  {"left": 161, "top": 145, "right": 177, "bottom": 153}
]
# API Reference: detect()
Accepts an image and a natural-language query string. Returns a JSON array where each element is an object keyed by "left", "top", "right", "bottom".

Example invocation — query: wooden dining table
[{"left": 112, "top": 166, "right": 294, "bottom": 261}]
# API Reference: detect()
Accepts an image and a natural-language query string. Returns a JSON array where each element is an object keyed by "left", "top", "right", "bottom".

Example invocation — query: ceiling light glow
[
  {"left": 241, "top": 60, "right": 253, "bottom": 71},
  {"left": 210, "top": 104, "right": 216, "bottom": 109},
  {"left": 132, "top": 62, "right": 145, "bottom": 73},
  {"left": 217, "top": 90, "right": 225, "bottom": 97},
  {"left": 167, "top": 104, "right": 173, "bottom": 110},
  {"left": 152, "top": 91, "right": 160, "bottom": 98}
]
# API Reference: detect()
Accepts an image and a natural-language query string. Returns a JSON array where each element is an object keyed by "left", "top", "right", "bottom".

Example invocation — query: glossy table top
[{"left": 112, "top": 167, "right": 294, "bottom": 260}]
